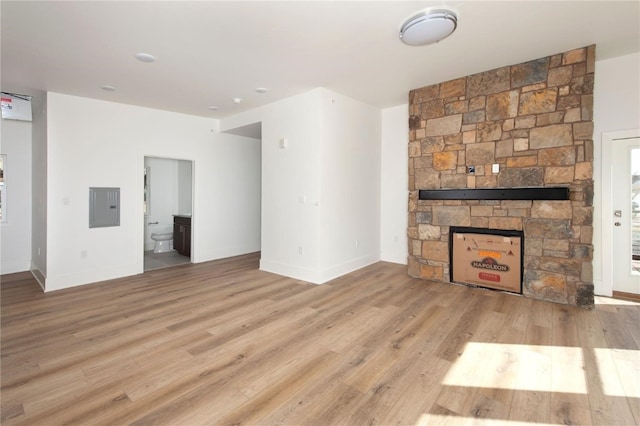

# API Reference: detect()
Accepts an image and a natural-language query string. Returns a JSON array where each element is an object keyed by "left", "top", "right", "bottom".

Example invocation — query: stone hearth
[{"left": 407, "top": 46, "right": 595, "bottom": 307}]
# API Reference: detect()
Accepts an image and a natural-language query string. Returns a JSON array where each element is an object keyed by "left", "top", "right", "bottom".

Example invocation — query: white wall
[
  {"left": 0, "top": 118, "right": 32, "bottom": 274},
  {"left": 45, "top": 92, "right": 261, "bottom": 291},
  {"left": 593, "top": 52, "right": 640, "bottom": 295},
  {"left": 318, "top": 90, "right": 381, "bottom": 281},
  {"left": 206, "top": 133, "right": 261, "bottom": 260},
  {"left": 380, "top": 104, "right": 409, "bottom": 265},
  {"left": 224, "top": 89, "right": 323, "bottom": 281},
  {"left": 221, "top": 88, "right": 382, "bottom": 283}
]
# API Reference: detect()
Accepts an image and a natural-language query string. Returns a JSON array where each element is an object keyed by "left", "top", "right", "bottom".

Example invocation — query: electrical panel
[{"left": 89, "top": 187, "right": 120, "bottom": 228}]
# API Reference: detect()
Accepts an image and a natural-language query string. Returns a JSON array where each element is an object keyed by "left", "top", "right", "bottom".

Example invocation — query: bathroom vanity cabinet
[{"left": 173, "top": 215, "right": 191, "bottom": 257}]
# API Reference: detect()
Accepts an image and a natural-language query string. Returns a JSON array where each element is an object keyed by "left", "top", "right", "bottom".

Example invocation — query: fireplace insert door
[{"left": 450, "top": 227, "right": 523, "bottom": 294}]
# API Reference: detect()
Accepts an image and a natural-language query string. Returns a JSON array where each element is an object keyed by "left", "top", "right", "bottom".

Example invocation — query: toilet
[{"left": 150, "top": 227, "right": 174, "bottom": 253}]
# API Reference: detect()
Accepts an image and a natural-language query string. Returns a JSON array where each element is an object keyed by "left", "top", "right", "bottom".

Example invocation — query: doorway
[
  {"left": 143, "top": 156, "right": 194, "bottom": 271},
  {"left": 605, "top": 133, "right": 640, "bottom": 296}
]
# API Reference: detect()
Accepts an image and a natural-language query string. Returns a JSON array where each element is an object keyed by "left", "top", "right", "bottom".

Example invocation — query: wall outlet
[
  {"left": 355, "top": 239, "right": 359, "bottom": 247},
  {"left": 80, "top": 250, "right": 88, "bottom": 259},
  {"left": 492, "top": 163, "right": 500, "bottom": 173},
  {"left": 298, "top": 246, "right": 303, "bottom": 255},
  {"left": 468, "top": 166, "right": 475, "bottom": 174}
]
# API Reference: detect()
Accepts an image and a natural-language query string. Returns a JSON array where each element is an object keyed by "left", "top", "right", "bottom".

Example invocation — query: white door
[{"left": 612, "top": 137, "right": 640, "bottom": 294}]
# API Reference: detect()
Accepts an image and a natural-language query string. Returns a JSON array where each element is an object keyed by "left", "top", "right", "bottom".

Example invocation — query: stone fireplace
[{"left": 407, "top": 46, "right": 595, "bottom": 307}]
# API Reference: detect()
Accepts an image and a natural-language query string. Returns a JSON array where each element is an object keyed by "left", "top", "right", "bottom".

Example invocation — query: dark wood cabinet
[{"left": 173, "top": 215, "right": 191, "bottom": 257}]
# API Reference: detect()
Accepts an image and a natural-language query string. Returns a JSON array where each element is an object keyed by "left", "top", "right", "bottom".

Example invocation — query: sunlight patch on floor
[
  {"left": 594, "top": 348, "right": 640, "bottom": 398},
  {"left": 594, "top": 296, "right": 639, "bottom": 306},
  {"left": 415, "top": 413, "right": 558, "bottom": 426},
  {"left": 442, "top": 342, "right": 587, "bottom": 394}
]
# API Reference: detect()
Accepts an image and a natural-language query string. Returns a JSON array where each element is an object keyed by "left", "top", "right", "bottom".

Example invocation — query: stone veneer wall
[{"left": 407, "top": 46, "right": 595, "bottom": 307}]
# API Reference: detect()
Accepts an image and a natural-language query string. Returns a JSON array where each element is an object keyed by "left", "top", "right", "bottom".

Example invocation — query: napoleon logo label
[{"left": 471, "top": 257, "right": 509, "bottom": 272}]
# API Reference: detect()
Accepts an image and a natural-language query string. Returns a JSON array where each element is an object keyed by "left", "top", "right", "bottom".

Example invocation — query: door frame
[{"left": 601, "top": 129, "right": 640, "bottom": 296}]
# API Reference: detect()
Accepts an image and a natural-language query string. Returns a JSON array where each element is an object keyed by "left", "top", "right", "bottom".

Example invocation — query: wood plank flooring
[{"left": 1, "top": 253, "right": 639, "bottom": 425}]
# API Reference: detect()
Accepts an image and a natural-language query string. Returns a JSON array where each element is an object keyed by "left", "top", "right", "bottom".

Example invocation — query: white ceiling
[{"left": 2, "top": 1, "right": 639, "bottom": 121}]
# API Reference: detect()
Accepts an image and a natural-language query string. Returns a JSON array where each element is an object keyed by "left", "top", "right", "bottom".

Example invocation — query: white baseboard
[
  {"left": 44, "top": 264, "right": 140, "bottom": 292},
  {"left": 30, "top": 265, "right": 46, "bottom": 291},
  {"left": 260, "top": 254, "right": 380, "bottom": 285},
  {"left": 259, "top": 259, "right": 323, "bottom": 284}
]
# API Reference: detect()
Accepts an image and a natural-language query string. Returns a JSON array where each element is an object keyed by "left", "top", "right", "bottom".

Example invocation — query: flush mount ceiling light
[
  {"left": 255, "top": 87, "right": 268, "bottom": 94},
  {"left": 207, "top": 105, "right": 219, "bottom": 111},
  {"left": 232, "top": 97, "right": 242, "bottom": 104},
  {"left": 100, "top": 84, "right": 116, "bottom": 92},
  {"left": 135, "top": 52, "right": 156, "bottom": 63},
  {"left": 399, "top": 8, "right": 458, "bottom": 46}
]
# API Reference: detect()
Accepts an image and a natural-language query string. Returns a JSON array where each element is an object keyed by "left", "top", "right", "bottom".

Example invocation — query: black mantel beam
[{"left": 418, "top": 187, "right": 570, "bottom": 201}]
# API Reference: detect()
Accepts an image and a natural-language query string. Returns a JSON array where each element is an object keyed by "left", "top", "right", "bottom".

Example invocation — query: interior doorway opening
[{"left": 143, "top": 156, "right": 194, "bottom": 271}]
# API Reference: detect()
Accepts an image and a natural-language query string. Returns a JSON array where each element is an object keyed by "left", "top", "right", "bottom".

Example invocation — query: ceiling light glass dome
[{"left": 400, "top": 8, "right": 458, "bottom": 46}]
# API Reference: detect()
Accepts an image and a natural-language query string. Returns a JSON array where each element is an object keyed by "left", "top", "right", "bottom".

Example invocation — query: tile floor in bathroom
[{"left": 144, "top": 250, "right": 190, "bottom": 271}]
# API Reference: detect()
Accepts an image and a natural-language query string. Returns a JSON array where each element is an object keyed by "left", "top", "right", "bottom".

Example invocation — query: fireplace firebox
[{"left": 450, "top": 227, "right": 524, "bottom": 294}]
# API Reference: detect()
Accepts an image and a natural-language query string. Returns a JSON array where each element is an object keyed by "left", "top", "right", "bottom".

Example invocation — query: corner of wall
[{"left": 380, "top": 104, "right": 409, "bottom": 265}]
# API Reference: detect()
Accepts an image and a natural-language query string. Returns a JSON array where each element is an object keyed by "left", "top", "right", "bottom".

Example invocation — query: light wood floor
[{"left": 1, "top": 253, "right": 639, "bottom": 425}]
